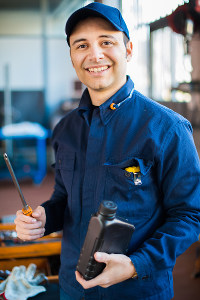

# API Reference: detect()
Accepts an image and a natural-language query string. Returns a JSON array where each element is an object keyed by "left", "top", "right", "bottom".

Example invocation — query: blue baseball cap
[{"left": 65, "top": 2, "right": 130, "bottom": 46}]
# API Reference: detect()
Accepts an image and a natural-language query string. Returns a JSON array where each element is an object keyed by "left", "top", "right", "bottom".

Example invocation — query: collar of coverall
[{"left": 77, "top": 76, "right": 135, "bottom": 126}]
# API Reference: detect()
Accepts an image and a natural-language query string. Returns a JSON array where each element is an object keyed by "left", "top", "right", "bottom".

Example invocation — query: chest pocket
[
  {"left": 103, "top": 157, "right": 155, "bottom": 217},
  {"left": 55, "top": 150, "right": 75, "bottom": 211}
]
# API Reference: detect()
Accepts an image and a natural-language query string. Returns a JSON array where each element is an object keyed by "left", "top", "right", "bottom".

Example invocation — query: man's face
[{"left": 69, "top": 17, "right": 132, "bottom": 97}]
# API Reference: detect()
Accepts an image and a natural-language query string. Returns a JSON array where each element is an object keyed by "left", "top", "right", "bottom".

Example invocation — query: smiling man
[
  {"left": 69, "top": 17, "right": 132, "bottom": 105},
  {"left": 14, "top": 3, "right": 200, "bottom": 300}
]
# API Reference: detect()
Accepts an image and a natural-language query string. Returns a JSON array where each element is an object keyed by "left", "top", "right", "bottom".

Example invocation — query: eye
[
  {"left": 77, "top": 44, "right": 87, "bottom": 49},
  {"left": 102, "top": 41, "right": 113, "bottom": 46}
]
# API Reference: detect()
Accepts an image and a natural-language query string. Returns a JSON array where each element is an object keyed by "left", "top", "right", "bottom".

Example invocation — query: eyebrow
[
  {"left": 72, "top": 38, "right": 87, "bottom": 46},
  {"left": 71, "top": 34, "right": 117, "bottom": 46},
  {"left": 99, "top": 35, "right": 117, "bottom": 41}
]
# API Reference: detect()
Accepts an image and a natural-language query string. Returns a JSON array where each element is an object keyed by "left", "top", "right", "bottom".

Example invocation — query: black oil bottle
[{"left": 76, "top": 200, "right": 135, "bottom": 280}]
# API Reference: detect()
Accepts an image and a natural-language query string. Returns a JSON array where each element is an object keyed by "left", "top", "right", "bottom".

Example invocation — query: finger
[
  {"left": 20, "top": 227, "right": 45, "bottom": 236},
  {"left": 32, "top": 206, "right": 44, "bottom": 218},
  {"left": 16, "top": 225, "right": 45, "bottom": 235},
  {"left": 75, "top": 270, "right": 107, "bottom": 289},
  {"left": 32, "top": 206, "right": 46, "bottom": 227},
  {"left": 75, "top": 271, "right": 95, "bottom": 289},
  {"left": 94, "top": 252, "right": 111, "bottom": 264},
  {"left": 15, "top": 210, "right": 37, "bottom": 225},
  {"left": 15, "top": 222, "right": 45, "bottom": 240},
  {"left": 16, "top": 220, "right": 43, "bottom": 230},
  {"left": 15, "top": 222, "right": 43, "bottom": 240},
  {"left": 26, "top": 263, "right": 36, "bottom": 280},
  {"left": 17, "top": 228, "right": 45, "bottom": 241}
]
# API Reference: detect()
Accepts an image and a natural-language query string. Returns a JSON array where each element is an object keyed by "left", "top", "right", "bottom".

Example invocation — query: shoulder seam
[{"left": 159, "top": 119, "right": 191, "bottom": 157}]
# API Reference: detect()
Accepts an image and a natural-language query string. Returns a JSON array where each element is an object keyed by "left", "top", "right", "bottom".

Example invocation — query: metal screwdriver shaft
[
  {"left": 3, "top": 153, "right": 27, "bottom": 207},
  {"left": 3, "top": 153, "right": 32, "bottom": 216}
]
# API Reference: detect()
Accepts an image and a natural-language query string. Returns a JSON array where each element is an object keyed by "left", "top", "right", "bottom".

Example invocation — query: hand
[
  {"left": 75, "top": 252, "right": 136, "bottom": 289},
  {"left": 14, "top": 206, "right": 46, "bottom": 241}
]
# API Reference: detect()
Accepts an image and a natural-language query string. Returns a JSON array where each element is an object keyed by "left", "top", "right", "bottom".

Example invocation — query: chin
[{"left": 89, "top": 80, "right": 113, "bottom": 91}]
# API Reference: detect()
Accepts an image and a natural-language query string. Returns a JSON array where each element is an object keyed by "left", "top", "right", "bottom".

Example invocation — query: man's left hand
[{"left": 75, "top": 252, "right": 135, "bottom": 289}]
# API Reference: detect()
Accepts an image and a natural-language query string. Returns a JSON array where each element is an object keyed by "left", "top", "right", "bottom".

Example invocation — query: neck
[{"left": 88, "top": 78, "right": 127, "bottom": 106}]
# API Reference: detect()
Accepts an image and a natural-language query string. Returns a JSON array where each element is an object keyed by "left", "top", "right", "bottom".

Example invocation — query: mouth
[{"left": 85, "top": 65, "right": 110, "bottom": 73}]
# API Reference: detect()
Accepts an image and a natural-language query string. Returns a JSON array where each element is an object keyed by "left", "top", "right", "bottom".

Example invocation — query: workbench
[{"left": 0, "top": 223, "right": 61, "bottom": 276}]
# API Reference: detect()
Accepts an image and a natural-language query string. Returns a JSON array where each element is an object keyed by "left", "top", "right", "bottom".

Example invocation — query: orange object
[
  {"left": 22, "top": 205, "right": 33, "bottom": 216},
  {"left": 110, "top": 103, "right": 116, "bottom": 110}
]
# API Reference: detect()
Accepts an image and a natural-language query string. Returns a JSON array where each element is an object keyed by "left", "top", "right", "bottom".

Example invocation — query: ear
[{"left": 126, "top": 41, "right": 133, "bottom": 62}]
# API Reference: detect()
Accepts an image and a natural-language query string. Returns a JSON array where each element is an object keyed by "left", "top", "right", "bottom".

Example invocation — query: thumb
[
  {"left": 94, "top": 252, "right": 111, "bottom": 264},
  {"left": 31, "top": 206, "right": 46, "bottom": 227},
  {"left": 32, "top": 206, "right": 44, "bottom": 218}
]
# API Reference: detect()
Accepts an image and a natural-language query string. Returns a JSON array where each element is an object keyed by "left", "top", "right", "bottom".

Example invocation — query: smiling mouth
[{"left": 86, "top": 66, "right": 110, "bottom": 73}]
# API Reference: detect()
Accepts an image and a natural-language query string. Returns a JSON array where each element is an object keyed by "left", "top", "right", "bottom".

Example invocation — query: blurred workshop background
[{"left": 0, "top": 0, "right": 200, "bottom": 299}]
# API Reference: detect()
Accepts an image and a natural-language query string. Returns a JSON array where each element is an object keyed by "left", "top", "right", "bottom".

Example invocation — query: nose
[{"left": 88, "top": 45, "right": 104, "bottom": 62}]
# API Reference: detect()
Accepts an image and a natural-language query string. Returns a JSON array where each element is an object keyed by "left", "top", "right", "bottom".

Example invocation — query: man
[{"left": 14, "top": 3, "right": 200, "bottom": 300}]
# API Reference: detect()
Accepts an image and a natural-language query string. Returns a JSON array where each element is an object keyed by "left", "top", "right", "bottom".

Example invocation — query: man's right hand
[{"left": 14, "top": 206, "right": 46, "bottom": 241}]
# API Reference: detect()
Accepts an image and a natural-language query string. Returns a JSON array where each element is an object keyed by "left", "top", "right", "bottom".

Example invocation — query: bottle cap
[{"left": 98, "top": 200, "right": 117, "bottom": 217}]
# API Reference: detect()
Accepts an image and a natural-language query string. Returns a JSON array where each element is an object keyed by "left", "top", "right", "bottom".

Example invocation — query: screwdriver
[{"left": 3, "top": 153, "right": 33, "bottom": 216}]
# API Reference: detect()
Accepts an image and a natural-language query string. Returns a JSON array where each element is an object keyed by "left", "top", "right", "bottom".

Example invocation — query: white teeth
[{"left": 88, "top": 66, "right": 109, "bottom": 73}]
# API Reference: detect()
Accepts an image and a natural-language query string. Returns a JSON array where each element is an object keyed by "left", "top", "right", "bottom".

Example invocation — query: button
[
  {"left": 86, "top": 267, "right": 94, "bottom": 272},
  {"left": 142, "top": 275, "right": 149, "bottom": 280},
  {"left": 88, "top": 261, "right": 96, "bottom": 267},
  {"left": 89, "top": 256, "right": 95, "bottom": 263}
]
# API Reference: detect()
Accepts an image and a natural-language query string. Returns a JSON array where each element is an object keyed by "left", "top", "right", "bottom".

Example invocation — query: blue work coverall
[{"left": 42, "top": 76, "right": 200, "bottom": 300}]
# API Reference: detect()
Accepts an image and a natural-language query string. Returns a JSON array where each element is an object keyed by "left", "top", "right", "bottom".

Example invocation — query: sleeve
[
  {"left": 41, "top": 122, "right": 68, "bottom": 235},
  {"left": 130, "top": 120, "right": 200, "bottom": 279},
  {"left": 41, "top": 167, "right": 68, "bottom": 235}
]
